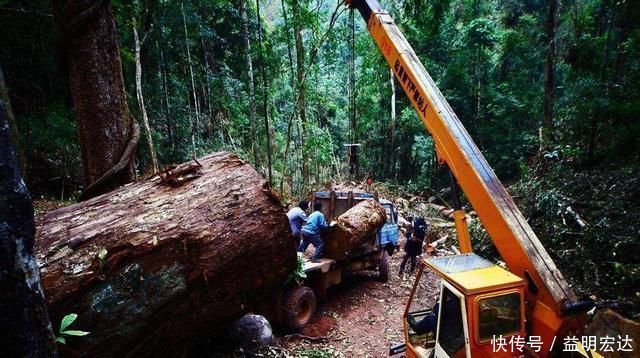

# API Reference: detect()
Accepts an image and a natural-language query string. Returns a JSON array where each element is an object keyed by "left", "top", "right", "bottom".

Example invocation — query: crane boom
[{"left": 346, "top": 0, "right": 586, "bottom": 346}]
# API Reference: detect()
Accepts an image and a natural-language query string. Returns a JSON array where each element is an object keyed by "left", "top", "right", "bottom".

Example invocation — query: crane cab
[{"left": 403, "top": 254, "right": 526, "bottom": 358}]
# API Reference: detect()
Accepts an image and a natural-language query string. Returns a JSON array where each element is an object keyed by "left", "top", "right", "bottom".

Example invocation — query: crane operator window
[
  {"left": 477, "top": 292, "right": 521, "bottom": 341},
  {"left": 437, "top": 287, "right": 465, "bottom": 356}
]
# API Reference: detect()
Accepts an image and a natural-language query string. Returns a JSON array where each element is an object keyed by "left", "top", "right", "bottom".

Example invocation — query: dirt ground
[{"left": 278, "top": 234, "right": 440, "bottom": 357}]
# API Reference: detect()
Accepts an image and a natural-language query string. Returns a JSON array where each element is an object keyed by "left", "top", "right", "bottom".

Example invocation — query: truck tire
[
  {"left": 378, "top": 250, "right": 390, "bottom": 282},
  {"left": 283, "top": 285, "right": 316, "bottom": 332}
]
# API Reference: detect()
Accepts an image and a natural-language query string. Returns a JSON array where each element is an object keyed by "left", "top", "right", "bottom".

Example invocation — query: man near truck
[
  {"left": 297, "top": 202, "right": 334, "bottom": 262},
  {"left": 287, "top": 200, "right": 309, "bottom": 247},
  {"left": 399, "top": 217, "right": 427, "bottom": 277}
]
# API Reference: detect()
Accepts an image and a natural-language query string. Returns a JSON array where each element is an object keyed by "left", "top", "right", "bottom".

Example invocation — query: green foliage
[
  {"left": 286, "top": 254, "right": 307, "bottom": 285},
  {"left": 14, "top": 103, "right": 81, "bottom": 198},
  {"left": 56, "top": 313, "right": 90, "bottom": 345},
  {"left": 511, "top": 161, "right": 640, "bottom": 315},
  {"left": 469, "top": 217, "right": 499, "bottom": 261},
  {"left": 1, "top": 0, "right": 636, "bottom": 198}
]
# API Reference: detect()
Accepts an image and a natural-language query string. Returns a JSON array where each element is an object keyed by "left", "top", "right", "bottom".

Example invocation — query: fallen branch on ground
[{"left": 282, "top": 333, "right": 329, "bottom": 342}]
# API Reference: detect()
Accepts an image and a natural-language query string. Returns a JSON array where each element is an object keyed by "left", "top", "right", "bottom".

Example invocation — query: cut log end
[{"left": 322, "top": 199, "right": 387, "bottom": 261}]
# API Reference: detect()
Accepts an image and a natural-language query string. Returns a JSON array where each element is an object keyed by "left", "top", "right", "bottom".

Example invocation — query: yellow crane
[{"left": 345, "top": 0, "right": 598, "bottom": 356}]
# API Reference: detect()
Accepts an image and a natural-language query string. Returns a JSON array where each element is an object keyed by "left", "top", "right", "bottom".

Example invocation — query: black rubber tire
[
  {"left": 378, "top": 250, "right": 390, "bottom": 282},
  {"left": 283, "top": 285, "right": 316, "bottom": 332}
]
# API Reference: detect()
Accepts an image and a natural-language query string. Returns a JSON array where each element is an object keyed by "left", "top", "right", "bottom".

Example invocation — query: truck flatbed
[{"left": 302, "top": 257, "right": 335, "bottom": 274}]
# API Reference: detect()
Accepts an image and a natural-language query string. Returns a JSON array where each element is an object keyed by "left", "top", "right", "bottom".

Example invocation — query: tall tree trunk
[
  {"left": 158, "top": 37, "right": 174, "bottom": 151},
  {"left": 279, "top": 0, "right": 298, "bottom": 194},
  {"left": 281, "top": 0, "right": 297, "bottom": 92},
  {"left": 588, "top": 9, "right": 614, "bottom": 163},
  {"left": 240, "top": 0, "right": 260, "bottom": 170},
  {"left": 255, "top": 0, "right": 273, "bottom": 185},
  {"left": 52, "top": 1, "right": 139, "bottom": 199},
  {"left": 474, "top": 47, "right": 483, "bottom": 149},
  {"left": 291, "top": 0, "right": 308, "bottom": 186},
  {"left": 543, "top": 0, "right": 557, "bottom": 145},
  {"left": 389, "top": 68, "right": 396, "bottom": 179},
  {"left": 201, "top": 38, "right": 213, "bottom": 139},
  {"left": 278, "top": 0, "right": 342, "bottom": 193},
  {"left": 181, "top": 2, "right": 199, "bottom": 155},
  {"left": 0, "top": 101, "right": 57, "bottom": 357},
  {"left": 133, "top": 17, "right": 159, "bottom": 173},
  {"left": 348, "top": 10, "right": 357, "bottom": 178}
]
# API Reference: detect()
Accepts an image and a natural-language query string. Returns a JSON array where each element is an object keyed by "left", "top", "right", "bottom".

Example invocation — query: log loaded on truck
[
  {"left": 259, "top": 190, "right": 399, "bottom": 331},
  {"left": 345, "top": 0, "right": 615, "bottom": 357}
]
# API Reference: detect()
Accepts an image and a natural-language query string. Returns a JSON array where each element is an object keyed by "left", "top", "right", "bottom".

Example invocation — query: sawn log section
[
  {"left": 322, "top": 199, "right": 387, "bottom": 262},
  {"left": 35, "top": 152, "right": 296, "bottom": 356}
]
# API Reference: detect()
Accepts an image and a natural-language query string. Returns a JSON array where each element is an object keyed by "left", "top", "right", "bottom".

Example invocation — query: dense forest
[
  {"left": 3, "top": 0, "right": 637, "bottom": 195},
  {"left": 1, "top": 0, "right": 639, "bottom": 345}
]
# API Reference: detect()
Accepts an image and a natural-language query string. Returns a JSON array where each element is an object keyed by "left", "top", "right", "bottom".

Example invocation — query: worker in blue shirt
[
  {"left": 287, "top": 200, "right": 309, "bottom": 246},
  {"left": 298, "top": 201, "right": 334, "bottom": 262}
]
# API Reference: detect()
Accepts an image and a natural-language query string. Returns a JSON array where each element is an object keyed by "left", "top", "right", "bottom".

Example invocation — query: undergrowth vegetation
[{"left": 510, "top": 156, "right": 640, "bottom": 318}]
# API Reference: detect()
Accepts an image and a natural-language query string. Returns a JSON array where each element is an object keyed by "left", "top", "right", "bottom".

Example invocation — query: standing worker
[
  {"left": 399, "top": 217, "right": 427, "bottom": 277},
  {"left": 287, "top": 200, "right": 309, "bottom": 247},
  {"left": 298, "top": 202, "right": 334, "bottom": 262}
]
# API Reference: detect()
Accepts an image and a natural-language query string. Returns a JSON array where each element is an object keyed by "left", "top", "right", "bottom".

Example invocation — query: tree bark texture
[
  {"left": 35, "top": 152, "right": 296, "bottom": 356},
  {"left": 240, "top": 0, "right": 260, "bottom": 170},
  {"left": 0, "top": 101, "right": 58, "bottom": 357},
  {"left": 322, "top": 199, "right": 387, "bottom": 262},
  {"left": 52, "top": 1, "right": 138, "bottom": 197}
]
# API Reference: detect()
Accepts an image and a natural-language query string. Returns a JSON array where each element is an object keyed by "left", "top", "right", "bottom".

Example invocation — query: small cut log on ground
[{"left": 35, "top": 152, "right": 296, "bottom": 357}]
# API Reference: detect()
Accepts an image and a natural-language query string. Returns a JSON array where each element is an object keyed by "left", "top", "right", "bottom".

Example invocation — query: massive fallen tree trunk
[
  {"left": 35, "top": 152, "right": 295, "bottom": 357},
  {"left": 322, "top": 199, "right": 387, "bottom": 261}
]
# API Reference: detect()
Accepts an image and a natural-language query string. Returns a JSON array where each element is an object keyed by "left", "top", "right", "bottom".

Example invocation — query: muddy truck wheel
[
  {"left": 283, "top": 285, "right": 316, "bottom": 332},
  {"left": 378, "top": 250, "right": 390, "bottom": 282}
]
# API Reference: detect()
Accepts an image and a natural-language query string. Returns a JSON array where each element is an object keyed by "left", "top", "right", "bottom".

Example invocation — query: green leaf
[
  {"left": 59, "top": 313, "right": 77, "bottom": 332},
  {"left": 98, "top": 248, "right": 108, "bottom": 260},
  {"left": 61, "top": 330, "right": 90, "bottom": 337},
  {"left": 56, "top": 336, "right": 66, "bottom": 345}
]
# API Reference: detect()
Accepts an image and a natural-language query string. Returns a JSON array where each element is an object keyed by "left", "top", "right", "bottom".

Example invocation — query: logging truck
[
  {"left": 345, "top": 0, "right": 607, "bottom": 357},
  {"left": 260, "top": 190, "right": 398, "bottom": 331}
]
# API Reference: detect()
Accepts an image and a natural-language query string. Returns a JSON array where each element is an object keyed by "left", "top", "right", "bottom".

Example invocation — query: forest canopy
[{"left": 2, "top": 0, "right": 638, "bottom": 200}]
